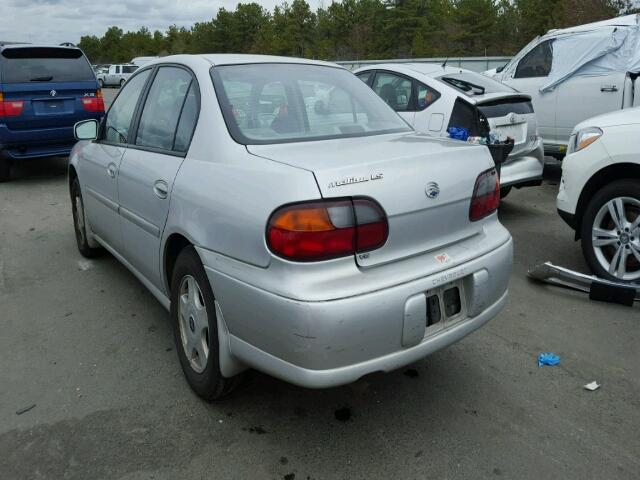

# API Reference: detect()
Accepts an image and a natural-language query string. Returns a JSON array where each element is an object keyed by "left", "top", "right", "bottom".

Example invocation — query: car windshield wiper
[{"left": 30, "top": 75, "right": 54, "bottom": 82}]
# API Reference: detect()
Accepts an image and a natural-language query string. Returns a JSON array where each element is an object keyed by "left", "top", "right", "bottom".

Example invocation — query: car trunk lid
[
  {"left": 248, "top": 133, "right": 495, "bottom": 268},
  {"left": 475, "top": 94, "right": 538, "bottom": 159}
]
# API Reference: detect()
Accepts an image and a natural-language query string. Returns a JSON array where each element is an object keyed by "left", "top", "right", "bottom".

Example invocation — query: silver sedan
[{"left": 69, "top": 54, "right": 513, "bottom": 400}]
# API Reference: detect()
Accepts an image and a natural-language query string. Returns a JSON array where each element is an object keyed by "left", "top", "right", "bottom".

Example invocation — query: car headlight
[{"left": 570, "top": 127, "right": 603, "bottom": 154}]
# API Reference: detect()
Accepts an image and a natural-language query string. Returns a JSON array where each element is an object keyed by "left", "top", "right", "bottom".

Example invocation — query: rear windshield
[
  {"left": 211, "top": 63, "right": 411, "bottom": 145},
  {"left": 438, "top": 72, "right": 515, "bottom": 97},
  {"left": 0, "top": 47, "right": 95, "bottom": 84}
]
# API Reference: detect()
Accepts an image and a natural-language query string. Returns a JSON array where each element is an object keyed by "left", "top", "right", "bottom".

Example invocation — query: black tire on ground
[
  {"left": 70, "top": 178, "right": 102, "bottom": 258},
  {"left": 500, "top": 186, "right": 512, "bottom": 199},
  {"left": 170, "top": 246, "right": 241, "bottom": 401},
  {"left": 120, "top": 79, "right": 125, "bottom": 88},
  {"left": 580, "top": 179, "right": 640, "bottom": 282},
  {"left": 98, "top": 79, "right": 104, "bottom": 88},
  {"left": 0, "top": 153, "right": 10, "bottom": 182}
]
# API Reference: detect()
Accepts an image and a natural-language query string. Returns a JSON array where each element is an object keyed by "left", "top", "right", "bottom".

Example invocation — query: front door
[
  {"left": 117, "top": 66, "right": 199, "bottom": 289},
  {"left": 79, "top": 69, "right": 151, "bottom": 253},
  {"left": 503, "top": 39, "right": 558, "bottom": 143}
]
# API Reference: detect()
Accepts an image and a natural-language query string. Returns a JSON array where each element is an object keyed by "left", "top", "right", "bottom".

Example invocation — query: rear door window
[
  {"left": 135, "top": 67, "right": 193, "bottom": 151},
  {"left": 514, "top": 40, "right": 554, "bottom": 79},
  {"left": 173, "top": 84, "right": 199, "bottom": 153},
  {"left": 372, "top": 72, "right": 413, "bottom": 111},
  {"left": 0, "top": 47, "right": 94, "bottom": 83},
  {"left": 103, "top": 70, "right": 151, "bottom": 144}
]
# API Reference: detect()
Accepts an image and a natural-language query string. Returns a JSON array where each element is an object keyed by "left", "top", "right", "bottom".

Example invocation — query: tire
[
  {"left": 70, "top": 178, "right": 102, "bottom": 258},
  {"left": 98, "top": 79, "right": 104, "bottom": 89},
  {"left": 0, "top": 153, "right": 10, "bottom": 182},
  {"left": 170, "top": 246, "right": 241, "bottom": 400},
  {"left": 119, "top": 79, "right": 125, "bottom": 88},
  {"left": 500, "top": 186, "right": 512, "bottom": 199},
  {"left": 580, "top": 179, "right": 640, "bottom": 283}
]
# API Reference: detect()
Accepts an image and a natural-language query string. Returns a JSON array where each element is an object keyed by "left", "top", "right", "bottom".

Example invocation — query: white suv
[
  {"left": 97, "top": 64, "right": 138, "bottom": 88},
  {"left": 557, "top": 107, "right": 640, "bottom": 282}
]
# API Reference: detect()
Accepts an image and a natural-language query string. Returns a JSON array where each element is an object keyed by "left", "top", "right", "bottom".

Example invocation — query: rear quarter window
[{"left": 0, "top": 47, "right": 95, "bottom": 84}]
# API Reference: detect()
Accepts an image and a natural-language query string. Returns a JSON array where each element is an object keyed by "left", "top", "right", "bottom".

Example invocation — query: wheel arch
[
  {"left": 574, "top": 163, "right": 640, "bottom": 239},
  {"left": 163, "top": 232, "right": 194, "bottom": 295}
]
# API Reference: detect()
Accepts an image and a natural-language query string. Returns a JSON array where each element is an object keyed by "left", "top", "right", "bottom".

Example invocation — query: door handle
[
  {"left": 153, "top": 180, "right": 169, "bottom": 199},
  {"left": 601, "top": 85, "right": 618, "bottom": 92},
  {"left": 106, "top": 163, "right": 117, "bottom": 178}
]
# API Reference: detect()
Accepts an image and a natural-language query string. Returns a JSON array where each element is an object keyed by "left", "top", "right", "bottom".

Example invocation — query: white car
[
  {"left": 97, "top": 63, "right": 138, "bottom": 88},
  {"left": 490, "top": 14, "right": 640, "bottom": 158},
  {"left": 557, "top": 107, "right": 640, "bottom": 282},
  {"left": 354, "top": 64, "right": 544, "bottom": 197}
]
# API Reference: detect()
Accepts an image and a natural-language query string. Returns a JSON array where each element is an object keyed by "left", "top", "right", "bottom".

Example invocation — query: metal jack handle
[{"left": 528, "top": 262, "right": 639, "bottom": 304}]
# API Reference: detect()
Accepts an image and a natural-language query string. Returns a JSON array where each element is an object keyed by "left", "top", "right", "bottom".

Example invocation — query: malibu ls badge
[{"left": 327, "top": 173, "right": 383, "bottom": 189}]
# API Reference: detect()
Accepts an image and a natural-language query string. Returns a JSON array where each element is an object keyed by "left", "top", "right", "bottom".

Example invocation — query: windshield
[
  {"left": 0, "top": 47, "right": 95, "bottom": 83},
  {"left": 211, "top": 63, "right": 411, "bottom": 145},
  {"left": 438, "top": 72, "right": 516, "bottom": 97}
]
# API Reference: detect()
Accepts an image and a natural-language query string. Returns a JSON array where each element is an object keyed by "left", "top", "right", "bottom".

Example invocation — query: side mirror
[
  {"left": 74, "top": 119, "right": 98, "bottom": 141},
  {"left": 496, "top": 64, "right": 505, "bottom": 73}
]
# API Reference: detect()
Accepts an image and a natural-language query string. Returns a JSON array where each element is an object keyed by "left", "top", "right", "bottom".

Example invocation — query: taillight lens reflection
[
  {"left": 267, "top": 199, "right": 388, "bottom": 261},
  {"left": 469, "top": 168, "right": 500, "bottom": 221}
]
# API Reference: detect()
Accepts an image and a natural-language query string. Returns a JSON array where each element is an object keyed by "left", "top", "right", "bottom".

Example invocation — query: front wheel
[
  {"left": 98, "top": 79, "right": 104, "bottom": 89},
  {"left": 580, "top": 180, "right": 640, "bottom": 282},
  {"left": 170, "top": 246, "right": 241, "bottom": 400}
]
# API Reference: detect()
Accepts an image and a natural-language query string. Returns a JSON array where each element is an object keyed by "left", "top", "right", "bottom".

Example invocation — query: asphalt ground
[{"left": 0, "top": 87, "right": 638, "bottom": 479}]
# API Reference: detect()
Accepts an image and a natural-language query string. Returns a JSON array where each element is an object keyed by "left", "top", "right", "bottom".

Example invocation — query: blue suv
[{"left": 0, "top": 44, "right": 104, "bottom": 181}]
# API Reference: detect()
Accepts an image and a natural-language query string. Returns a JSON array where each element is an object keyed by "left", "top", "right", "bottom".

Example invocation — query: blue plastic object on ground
[
  {"left": 447, "top": 126, "right": 469, "bottom": 141},
  {"left": 538, "top": 352, "right": 560, "bottom": 367}
]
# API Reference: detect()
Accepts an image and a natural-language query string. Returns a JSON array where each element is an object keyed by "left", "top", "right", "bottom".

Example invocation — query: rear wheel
[
  {"left": 0, "top": 153, "right": 10, "bottom": 182},
  {"left": 98, "top": 79, "right": 104, "bottom": 88},
  {"left": 119, "top": 79, "right": 125, "bottom": 88},
  {"left": 170, "top": 246, "right": 241, "bottom": 401},
  {"left": 71, "top": 178, "right": 102, "bottom": 257},
  {"left": 580, "top": 180, "right": 640, "bottom": 282}
]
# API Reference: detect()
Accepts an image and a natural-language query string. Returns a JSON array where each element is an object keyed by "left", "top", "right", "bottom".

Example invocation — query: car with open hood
[{"left": 69, "top": 54, "right": 513, "bottom": 399}]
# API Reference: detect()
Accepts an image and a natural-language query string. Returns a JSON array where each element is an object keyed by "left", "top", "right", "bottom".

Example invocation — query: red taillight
[
  {"left": 82, "top": 90, "right": 105, "bottom": 113},
  {"left": 267, "top": 199, "right": 388, "bottom": 261},
  {"left": 0, "top": 92, "right": 24, "bottom": 118},
  {"left": 470, "top": 168, "right": 500, "bottom": 221}
]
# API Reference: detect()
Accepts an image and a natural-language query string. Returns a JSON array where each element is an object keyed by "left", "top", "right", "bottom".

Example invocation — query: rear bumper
[
  {"left": 0, "top": 117, "right": 101, "bottom": 159},
  {"left": 203, "top": 236, "right": 513, "bottom": 388},
  {"left": 499, "top": 143, "right": 545, "bottom": 188}
]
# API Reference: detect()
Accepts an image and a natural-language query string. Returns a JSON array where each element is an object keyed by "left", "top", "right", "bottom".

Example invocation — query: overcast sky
[{"left": 0, "top": 0, "right": 324, "bottom": 45}]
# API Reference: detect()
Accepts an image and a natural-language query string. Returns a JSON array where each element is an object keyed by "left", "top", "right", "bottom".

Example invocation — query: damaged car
[
  {"left": 69, "top": 54, "right": 513, "bottom": 400},
  {"left": 354, "top": 64, "right": 545, "bottom": 198}
]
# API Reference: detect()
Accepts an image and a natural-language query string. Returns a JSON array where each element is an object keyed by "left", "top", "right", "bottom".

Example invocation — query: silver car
[{"left": 69, "top": 55, "right": 513, "bottom": 400}]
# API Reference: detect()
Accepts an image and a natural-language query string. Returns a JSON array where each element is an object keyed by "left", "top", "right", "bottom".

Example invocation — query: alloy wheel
[{"left": 591, "top": 196, "right": 640, "bottom": 281}]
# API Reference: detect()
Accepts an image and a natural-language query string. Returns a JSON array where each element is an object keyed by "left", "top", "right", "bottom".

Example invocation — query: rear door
[
  {"left": 117, "top": 66, "right": 198, "bottom": 289},
  {"left": 79, "top": 69, "right": 151, "bottom": 253},
  {"left": 370, "top": 71, "right": 416, "bottom": 124},
  {"left": 0, "top": 47, "right": 99, "bottom": 131},
  {"left": 555, "top": 72, "right": 626, "bottom": 141}
]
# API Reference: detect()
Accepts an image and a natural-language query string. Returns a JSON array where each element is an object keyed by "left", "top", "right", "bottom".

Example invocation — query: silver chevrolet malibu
[{"left": 69, "top": 54, "right": 513, "bottom": 400}]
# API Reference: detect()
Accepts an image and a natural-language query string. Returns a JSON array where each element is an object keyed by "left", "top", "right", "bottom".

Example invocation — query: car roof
[
  {"left": 144, "top": 54, "right": 343, "bottom": 70},
  {"left": 355, "top": 62, "right": 468, "bottom": 78}
]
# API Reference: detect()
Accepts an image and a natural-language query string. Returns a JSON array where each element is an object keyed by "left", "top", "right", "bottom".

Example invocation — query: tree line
[{"left": 78, "top": 0, "right": 636, "bottom": 64}]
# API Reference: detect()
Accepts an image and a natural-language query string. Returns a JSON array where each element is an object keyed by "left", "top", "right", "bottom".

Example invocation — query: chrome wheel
[
  {"left": 74, "top": 194, "right": 86, "bottom": 245},
  {"left": 591, "top": 196, "right": 640, "bottom": 281},
  {"left": 178, "top": 275, "right": 210, "bottom": 373}
]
